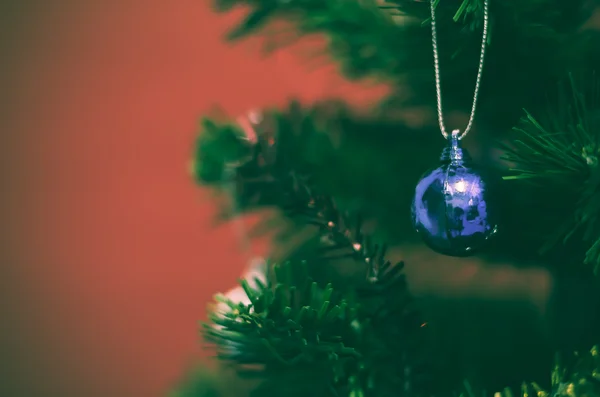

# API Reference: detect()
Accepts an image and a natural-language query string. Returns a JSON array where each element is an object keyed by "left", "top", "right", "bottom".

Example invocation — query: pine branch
[
  {"left": 169, "top": 345, "right": 600, "bottom": 397},
  {"left": 506, "top": 346, "right": 600, "bottom": 397},
  {"left": 193, "top": 101, "right": 445, "bottom": 248},
  {"left": 203, "top": 258, "right": 430, "bottom": 397},
  {"left": 441, "top": 347, "right": 600, "bottom": 397},
  {"left": 195, "top": 103, "right": 436, "bottom": 395},
  {"left": 501, "top": 74, "right": 600, "bottom": 275},
  {"left": 216, "top": 0, "right": 409, "bottom": 81},
  {"left": 210, "top": 0, "right": 595, "bottom": 134},
  {"left": 192, "top": 99, "right": 600, "bottom": 396}
]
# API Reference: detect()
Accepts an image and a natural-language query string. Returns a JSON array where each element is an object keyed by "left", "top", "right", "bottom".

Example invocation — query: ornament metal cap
[{"left": 440, "top": 130, "right": 471, "bottom": 164}]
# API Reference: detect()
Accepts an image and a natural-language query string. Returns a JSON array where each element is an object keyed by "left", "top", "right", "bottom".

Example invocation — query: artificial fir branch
[
  {"left": 181, "top": 0, "right": 600, "bottom": 396},
  {"left": 203, "top": 257, "right": 428, "bottom": 397},
  {"left": 514, "top": 346, "right": 600, "bottom": 397},
  {"left": 170, "top": 346, "right": 600, "bottom": 397},
  {"left": 453, "top": 347, "right": 600, "bottom": 397},
  {"left": 191, "top": 98, "right": 600, "bottom": 395},
  {"left": 211, "top": 0, "right": 595, "bottom": 133},
  {"left": 195, "top": 102, "right": 432, "bottom": 396},
  {"left": 502, "top": 75, "right": 600, "bottom": 274}
]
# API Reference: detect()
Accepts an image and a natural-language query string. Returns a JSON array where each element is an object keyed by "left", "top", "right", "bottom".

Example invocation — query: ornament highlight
[{"left": 411, "top": 132, "right": 497, "bottom": 256}]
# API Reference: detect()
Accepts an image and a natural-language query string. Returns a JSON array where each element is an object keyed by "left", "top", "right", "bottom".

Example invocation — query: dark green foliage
[
  {"left": 193, "top": 101, "right": 446, "bottom": 246},
  {"left": 178, "top": 0, "right": 600, "bottom": 396},
  {"left": 189, "top": 94, "right": 600, "bottom": 395},
  {"left": 194, "top": 103, "right": 338, "bottom": 214},
  {"left": 212, "top": 0, "right": 598, "bottom": 132},
  {"left": 193, "top": 118, "right": 255, "bottom": 183},
  {"left": 193, "top": 105, "right": 443, "bottom": 395},
  {"left": 203, "top": 260, "right": 429, "bottom": 397},
  {"left": 502, "top": 76, "right": 600, "bottom": 274},
  {"left": 519, "top": 345, "right": 600, "bottom": 397}
]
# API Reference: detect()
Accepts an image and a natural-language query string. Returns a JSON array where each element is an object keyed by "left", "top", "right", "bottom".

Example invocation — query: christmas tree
[{"left": 173, "top": 1, "right": 600, "bottom": 396}]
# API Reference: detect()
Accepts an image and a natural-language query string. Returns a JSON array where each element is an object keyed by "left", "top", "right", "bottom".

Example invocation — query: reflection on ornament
[
  {"left": 411, "top": 134, "right": 498, "bottom": 256},
  {"left": 453, "top": 180, "right": 466, "bottom": 193}
]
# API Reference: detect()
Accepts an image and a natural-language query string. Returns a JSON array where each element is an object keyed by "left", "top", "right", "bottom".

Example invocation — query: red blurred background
[{"left": 0, "top": 2, "right": 385, "bottom": 396}]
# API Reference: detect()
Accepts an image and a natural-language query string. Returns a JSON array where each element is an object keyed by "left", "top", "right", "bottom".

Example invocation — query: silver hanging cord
[{"left": 430, "top": 0, "right": 490, "bottom": 140}]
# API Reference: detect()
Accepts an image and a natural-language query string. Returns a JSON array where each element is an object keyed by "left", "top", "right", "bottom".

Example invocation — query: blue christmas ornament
[{"left": 411, "top": 133, "right": 498, "bottom": 256}]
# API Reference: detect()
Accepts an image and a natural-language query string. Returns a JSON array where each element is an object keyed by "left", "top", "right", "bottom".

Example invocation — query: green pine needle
[
  {"left": 520, "top": 346, "right": 600, "bottom": 397},
  {"left": 202, "top": 259, "right": 427, "bottom": 396},
  {"left": 193, "top": 118, "right": 254, "bottom": 184},
  {"left": 502, "top": 75, "right": 600, "bottom": 274},
  {"left": 204, "top": 261, "right": 360, "bottom": 363}
]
